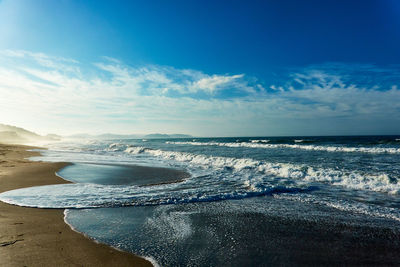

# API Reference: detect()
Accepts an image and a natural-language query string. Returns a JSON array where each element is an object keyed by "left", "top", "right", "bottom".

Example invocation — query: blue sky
[{"left": 0, "top": 0, "right": 400, "bottom": 136}]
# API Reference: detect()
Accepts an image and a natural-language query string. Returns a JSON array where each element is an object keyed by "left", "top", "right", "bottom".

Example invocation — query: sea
[{"left": 1, "top": 136, "right": 400, "bottom": 266}]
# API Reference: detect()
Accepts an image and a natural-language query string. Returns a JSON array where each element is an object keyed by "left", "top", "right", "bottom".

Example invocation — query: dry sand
[{"left": 0, "top": 144, "right": 152, "bottom": 267}]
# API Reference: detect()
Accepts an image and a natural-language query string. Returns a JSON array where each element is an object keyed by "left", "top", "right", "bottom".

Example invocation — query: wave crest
[
  {"left": 166, "top": 141, "right": 400, "bottom": 154},
  {"left": 141, "top": 148, "right": 399, "bottom": 195},
  {"left": 125, "top": 146, "right": 146, "bottom": 154}
]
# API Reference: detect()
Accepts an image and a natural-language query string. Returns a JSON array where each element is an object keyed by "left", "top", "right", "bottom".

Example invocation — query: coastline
[{"left": 0, "top": 144, "right": 152, "bottom": 267}]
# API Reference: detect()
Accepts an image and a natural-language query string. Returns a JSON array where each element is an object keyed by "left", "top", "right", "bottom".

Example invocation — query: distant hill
[
  {"left": 66, "top": 133, "right": 142, "bottom": 140},
  {"left": 169, "top": 134, "right": 193, "bottom": 138},
  {"left": 0, "top": 123, "right": 61, "bottom": 144},
  {"left": 0, "top": 124, "right": 41, "bottom": 140},
  {"left": 0, "top": 124, "right": 193, "bottom": 144},
  {"left": 0, "top": 131, "right": 27, "bottom": 144},
  {"left": 144, "top": 133, "right": 193, "bottom": 139},
  {"left": 66, "top": 133, "right": 193, "bottom": 140},
  {"left": 96, "top": 133, "right": 143, "bottom": 140}
]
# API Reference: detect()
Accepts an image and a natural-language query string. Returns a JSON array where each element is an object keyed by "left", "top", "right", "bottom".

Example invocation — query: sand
[{"left": 0, "top": 144, "right": 152, "bottom": 267}]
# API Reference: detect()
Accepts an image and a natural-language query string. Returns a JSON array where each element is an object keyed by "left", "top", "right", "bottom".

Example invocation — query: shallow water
[
  {"left": 58, "top": 163, "right": 188, "bottom": 186},
  {"left": 66, "top": 196, "right": 400, "bottom": 266}
]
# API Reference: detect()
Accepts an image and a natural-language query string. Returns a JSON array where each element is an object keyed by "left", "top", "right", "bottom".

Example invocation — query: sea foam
[
  {"left": 273, "top": 193, "right": 400, "bottom": 222},
  {"left": 71, "top": 144, "right": 400, "bottom": 195},
  {"left": 2, "top": 147, "right": 398, "bottom": 211},
  {"left": 166, "top": 141, "right": 400, "bottom": 154},
  {"left": 138, "top": 148, "right": 399, "bottom": 195}
]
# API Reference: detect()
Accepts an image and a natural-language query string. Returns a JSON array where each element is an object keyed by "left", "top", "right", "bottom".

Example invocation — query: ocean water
[{"left": 1, "top": 136, "right": 400, "bottom": 265}]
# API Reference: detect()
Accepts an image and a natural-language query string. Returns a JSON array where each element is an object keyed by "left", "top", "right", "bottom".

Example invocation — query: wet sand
[{"left": 0, "top": 144, "right": 152, "bottom": 267}]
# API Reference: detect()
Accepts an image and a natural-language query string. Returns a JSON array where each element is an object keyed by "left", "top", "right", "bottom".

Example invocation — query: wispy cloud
[
  {"left": 189, "top": 74, "right": 245, "bottom": 94},
  {"left": 0, "top": 50, "right": 399, "bottom": 136},
  {"left": 94, "top": 61, "right": 253, "bottom": 96}
]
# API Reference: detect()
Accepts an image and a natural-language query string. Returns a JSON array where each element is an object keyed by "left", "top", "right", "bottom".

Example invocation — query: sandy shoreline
[{"left": 0, "top": 144, "right": 152, "bottom": 267}]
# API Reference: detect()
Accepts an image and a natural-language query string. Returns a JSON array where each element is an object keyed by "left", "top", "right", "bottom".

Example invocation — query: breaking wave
[
  {"left": 124, "top": 146, "right": 146, "bottom": 154},
  {"left": 1, "top": 139, "right": 399, "bottom": 223},
  {"left": 166, "top": 141, "right": 400, "bottom": 154},
  {"left": 142, "top": 149, "right": 399, "bottom": 194},
  {"left": 118, "top": 144, "right": 400, "bottom": 195},
  {"left": 251, "top": 139, "right": 270, "bottom": 143}
]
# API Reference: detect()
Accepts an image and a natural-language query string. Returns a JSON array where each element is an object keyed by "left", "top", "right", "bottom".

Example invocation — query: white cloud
[
  {"left": 0, "top": 51, "right": 399, "bottom": 136},
  {"left": 189, "top": 74, "right": 244, "bottom": 93},
  {"left": 94, "top": 61, "right": 251, "bottom": 96}
]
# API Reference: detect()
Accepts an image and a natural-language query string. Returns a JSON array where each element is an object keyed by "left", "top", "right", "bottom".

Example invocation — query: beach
[
  {"left": 1, "top": 0, "right": 399, "bottom": 264},
  {"left": 0, "top": 144, "right": 151, "bottom": 267}
]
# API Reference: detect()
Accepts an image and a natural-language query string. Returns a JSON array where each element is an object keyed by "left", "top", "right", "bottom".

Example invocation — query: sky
[{"left": 0, "top": 0, "right": 400, "bottom": 136}]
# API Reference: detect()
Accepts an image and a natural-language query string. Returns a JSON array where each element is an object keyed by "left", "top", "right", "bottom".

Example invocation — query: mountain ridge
[
  {"left": 0, "top": 123, "right": 193, "bottom": 144},
  {"left": 0, "top": 123, "right": 60, "bottom": 144}
]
